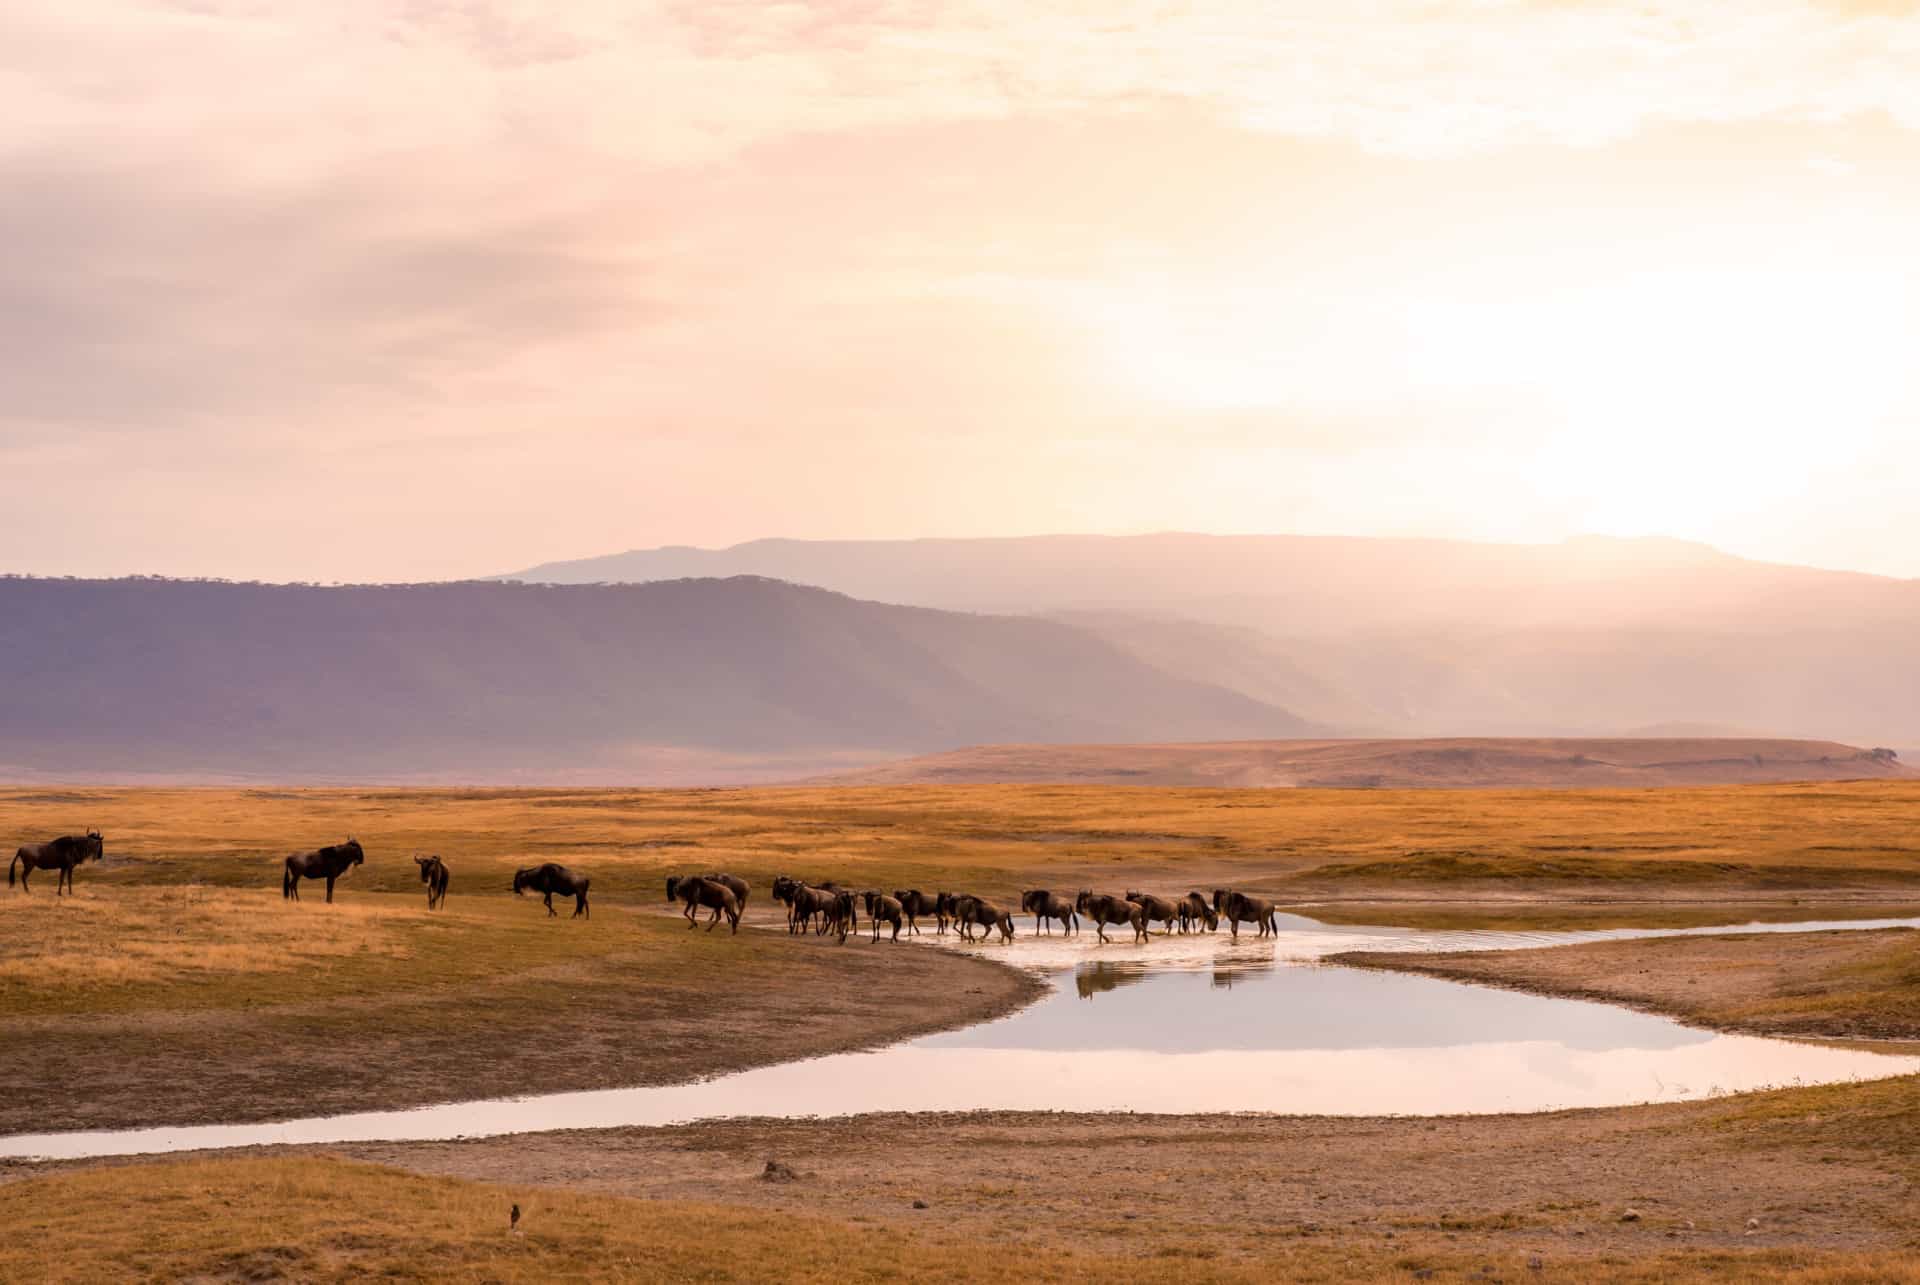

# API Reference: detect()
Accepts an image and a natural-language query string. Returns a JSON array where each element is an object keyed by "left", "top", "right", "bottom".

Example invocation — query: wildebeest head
[
  {"left": 1074, "top": 888, "right": 1092, "bottom": 912},
  {"left": 414, "top": 854, "right": 435, "bottom": 881},
  {"left": 81, "top": 830, "right": 105, "bottom": 862},
  {"left": 342, "top": 838, "right": 365, "bottom": 866},
  {"left": 1021, "top": 889, "right": 1041, "bottom": 912},
  {"left": 1212, "top": 888, "right": 1230, "bottom": 912},
  {"left": 665, "top": 875, "right": 683, "bottom": 902},
  {"left": 511, "top": 867, "right": 534, "bottom": 895},
  {"left": 935, "top": 891, "right": 956, "bottom": 916},
  {"left": 771, "top": 874, "right": 800, "bottom": 904}
]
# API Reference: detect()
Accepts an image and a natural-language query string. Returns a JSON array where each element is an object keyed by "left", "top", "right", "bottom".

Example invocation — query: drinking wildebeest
[
  {"left": 864, "top": 891, "right": 905, "bottom": 942},
  {"left": 698, "top": 871, "right": 750, "bottom": 915},
  {"left": 1075, "top": 889, "right": 1147, "bottom": 944},
  {"left": 282, "top": 838, "right": 364, "bottom": 903},
  {"left": 9, "top": 830, "right": 103, "bottom": 896},
  {"left": 893, "top": 889, "right": 944, "bottom": 935},
  {"left": 949, "top": 894, "right": 1015, "bottom": 943},
  {"left": 1124, "top": 890, "right": 1179, "bottom": 937},
  {"left": 414, "top": 854, "right": 450, "bottom": 909},
  {"left": 666, "top": 874, "right": 741, "bottom": 933},
  {"left": 513, "top": 863, "right": 591, "bottom": 918},
  {"left": 1212, "top": 888, "right": 1279, "bottom": 938},
  {"left": 1021, "top": 889, "right": 1078, "bottom": 935},
  {"left": 1177, "top": 890, "right": 1218, "bottom": 933}
]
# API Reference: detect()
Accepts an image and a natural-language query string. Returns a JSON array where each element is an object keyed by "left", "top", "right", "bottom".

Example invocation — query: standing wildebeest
[
  {"left": 820, "top": 889, "right": 858, "bottom": 943},
  {"left": 1177, "top": 890, "right": 1218, "bottom": 933},
  {"left": 1212, "top": 888, "right": 1279, "bottom": 938},
  {"left": 894, "top": 889, "right": 944, "bottom": 935},
  {"left": 414, "top": 854, "right": 450, "bottom": 909},
  {"left": 1021, "top": 889, "right": 1078, "bottom": 935},
  {"left": 282, "top": 838, "right": 364, "bottom": 903},
  {"left": 1075, "top": 890, "right": 1147, "bottom": 944},
  {"left": 513, "top": 863, "right": 591, "bottom": 918},
  {"left": 1124, "top": 890, "right": 1180, "bottom": 937},
  {"left": 783, "top": 880, "right": 839, "bottom": 936},
  {"left": 864, "top": 891, "right": 905, "bottom": 942},
  {"left": 699, "top": 871, "right": 750, "bottom": 915},
  {"left": 666, "top": 874, "right": 741, "bottom": 933},
  {"left": 10, "top": 831, "right": 103, "bottom": 895},
  {"left": 949, "top": 894, "right": 1015, "bottom": 943}
]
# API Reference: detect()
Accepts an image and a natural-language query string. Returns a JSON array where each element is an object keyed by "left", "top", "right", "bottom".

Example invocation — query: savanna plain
[{"left": 6, "top": 782, "right": 1920, "bottom": 1282}]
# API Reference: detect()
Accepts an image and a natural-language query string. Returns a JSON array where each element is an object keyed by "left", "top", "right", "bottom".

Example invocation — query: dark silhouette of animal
[
  {"left": 1212, "top": 888, "right": 1279, "bottom": 938},
  {"left": 282, "top": 838, "right": 364, "bottom": 903},
  {"left": 1021, "top": 889, "right": 1078, "bottom": 935},
  {"left": 666, "top": 874, "right": 740, "bottom": 933},
  {"left": 772, "top": 875, "right": 806, "bottom": 932},
  {"left": 1177, "top": 890, "right": 1217, "bottom": 933},
  {"left": 1075, "top": 889, "right": 1147, "bottom": 944},
  {"left": 10, "top": 831, "right": 103, "bottom": 895},
  {"left": 864, "top": 891, "right": 904, "bottom": 942},
  {"left": 513, "top": 863, "right": 591, "bottom": 918},
  {"left": 894, "top": 889, "right": 944, "bottom": 935},
  {"left": 783, "top": 880, "right": 839, "bottom": 935},
  {"left": 414, "top": 854, "right": 450, "bottom": 909},
  {"left": 699, "top": 871, "right": 750, "bottom": 914},
  {"left": 949, "top": 894, "right": 1014, "bottom": 943},
  {"left": 1125, "top": 890, "right": 1179, "bottom": 936},
  {"left": 510, "top": 1203, "right": 519, "bottom": 1232},
  {"left": 821, "top": 889, "right": 858, "bottom": 943}
]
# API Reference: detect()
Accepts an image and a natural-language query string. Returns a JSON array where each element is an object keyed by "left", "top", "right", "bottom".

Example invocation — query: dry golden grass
[{"left": 5, "top": 1155, "right": 1919, "bottom": 1284}]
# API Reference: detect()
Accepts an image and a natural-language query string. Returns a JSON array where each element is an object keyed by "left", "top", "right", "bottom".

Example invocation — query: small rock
[
  {"left": 1620, "top": 1209, "right": 1641, "bottom": 1223},
  {"left": 760, "top": 1159, "right": 800, "bottom": 1183},
  {"left": 911, "top": 1200, "right": 928, "bottom": 1210},
  {"left": 1746, "top": 1217, "right": 1761, "bottom": 1230}
]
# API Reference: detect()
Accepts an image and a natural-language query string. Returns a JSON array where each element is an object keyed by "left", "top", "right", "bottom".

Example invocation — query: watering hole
[{"left": 6, "top": 913, "right": 1920, "bottom": 1161}]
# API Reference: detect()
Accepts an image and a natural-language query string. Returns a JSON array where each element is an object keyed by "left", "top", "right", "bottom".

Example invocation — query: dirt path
[
  {"left": 1331, "top": 926, "right": 1920, "bottom": 1041},
  {"left": 0, "top": 907, "right": 1041, "bottom": 1135}
]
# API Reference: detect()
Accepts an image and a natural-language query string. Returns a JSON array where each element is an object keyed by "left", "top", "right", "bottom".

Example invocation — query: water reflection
[{"left": 1075, "top": 961, "right": 1152, "bottom": 1000}]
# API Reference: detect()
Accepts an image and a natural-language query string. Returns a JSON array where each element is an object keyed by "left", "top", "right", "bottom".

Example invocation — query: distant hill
[
  {"left": 808, "top": 738, "right": 1916, "bottom": 789},
  {"left": 501, "top": 533, "right": 1920, "bottom": 745},
  {"left": 0, "top": 576, "right": 1314, "bottom": 782}
]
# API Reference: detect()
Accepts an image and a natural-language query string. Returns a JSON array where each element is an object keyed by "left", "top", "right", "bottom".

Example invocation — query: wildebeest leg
[
  {"left": 573, "top": 892, "right": 588, "bottom": 918},
  {"left": 544, "top": 891, "right": 556, "bottom": 917},
  {"left": 706, "top": 904, "right": 722, "bottom": 931},
  {"left": 325, "top": 875, "right": 336, "bottom": 904}
]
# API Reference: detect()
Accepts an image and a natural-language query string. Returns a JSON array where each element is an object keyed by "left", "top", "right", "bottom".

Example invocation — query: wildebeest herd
[{"left": 11, "top": 829, "right": 1286, "bottom": 945}]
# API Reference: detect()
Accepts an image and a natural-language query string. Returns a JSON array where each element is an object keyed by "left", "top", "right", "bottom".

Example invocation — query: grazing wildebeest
[
  {"left": 10, "top": 830, "right": 103, "bottom": 896},
  {"left": 666, "top": 874, "right": 741, "bottom": 933},
  {"left": 1075, "top": 889, "right": 1147, "bottom": 944},
  {"left": 1021, "top": 889, "right": 1078, "bottom": 935},
  {"left": 699, "top": 871, "right": 750, "bottom": 915},
  {"left": 949, "top": 894, "right": 1014, "bottom": 943},
  {"left": 1212, "top": 888, "right": 1279, "bottom": 938},
  {"left": 282, "top": 838, "right": 364, "bottom": 904},
  {"left": 1124, "top": 890, "right": 1180, "bottom": 937},
  {"left": 513, "top": 863, "right": 591, "bottom": 918},
  {"left": 865, "top": 891, "right": 904, "bottom": 942},
  {"left": 894, "top": 889, "right": 944, "bottom": 935},
  {"left": 1177, "top": 890, "right": 1218, "bottom": 933},
  {"left": 414, "top": 854, "right": 450, "bottom": 909}
]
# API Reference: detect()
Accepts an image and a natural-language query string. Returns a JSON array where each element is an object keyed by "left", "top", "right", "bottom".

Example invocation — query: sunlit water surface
[{"left": 6, "top": 914, "right": 1918, "bottom": 1160}]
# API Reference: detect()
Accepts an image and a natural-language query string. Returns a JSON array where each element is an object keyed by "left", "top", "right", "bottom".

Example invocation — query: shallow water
[{"left": 5, "top": 913, "right": 1918, "bottom": 1161}]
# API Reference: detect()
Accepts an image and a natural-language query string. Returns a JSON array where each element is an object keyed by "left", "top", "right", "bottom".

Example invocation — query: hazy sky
[{"left": 5, "top": 2, "right": 1919, "bottom": 582}]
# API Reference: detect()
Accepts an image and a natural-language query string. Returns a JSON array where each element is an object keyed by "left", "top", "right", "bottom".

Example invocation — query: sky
[{"left": 4, "top": 1, "right": 1919, "bottom": 583}]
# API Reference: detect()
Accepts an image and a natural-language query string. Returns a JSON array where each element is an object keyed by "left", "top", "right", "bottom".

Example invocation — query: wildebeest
[
  {"left": 513, "top": 863, "right": 591, "bottom": 918},
  {"left": 1021, "top": 889, "right": 1078, "bottom": 935},
  {"left": 1124, "top": 890, "right": 1180, "bottom": 936},
  {"left": 282, "top": 838, "right": 364, "bottom": 903},
  {"left": 666, "top": 874, "right": 741, "bottom": 933},
  {"left": 9, "top": 830, "right": 103, "bottom": 895},
  {"left": 782, "top": 880, "right": 839, "bottom": 935},
  {"left": 1212, "top": 888, "right": 1279, "bottom": 938},
  {"left": 1177, "top": 890, "right": 1218, "bottom": 933},
  {"left": 820, "top": 889, "right": 859, "bottom": 943},
  {"left": 1075, "top": 889, "right": 1147, "bottom": 944},
  {"left": 699, "top": 871, "right": 750, "bottom": 915},
  {"left": 414, "top": 854, "right": 450, "bottom": 909},
  {"left": 893, "top": 889, "right": 944, "bottom": 935},
  {"left": 948, "top": 894, "right": 1014, "bottom": 943},
  {"left": 864, "top": 891, "right": 904, "bottom": 942}
]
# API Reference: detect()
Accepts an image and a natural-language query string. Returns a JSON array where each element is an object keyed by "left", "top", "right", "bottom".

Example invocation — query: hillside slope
[
  {"left": 810, "top": 737, "right": 1915, "bottom": 789},
  {"left": 0, "top": 576, "right": 1313, "bottom": 782}
]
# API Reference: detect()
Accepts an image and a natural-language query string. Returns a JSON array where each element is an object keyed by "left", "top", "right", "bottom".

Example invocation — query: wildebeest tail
[{"left": 282, "top": 858, "right": 293, "bottom": 898}]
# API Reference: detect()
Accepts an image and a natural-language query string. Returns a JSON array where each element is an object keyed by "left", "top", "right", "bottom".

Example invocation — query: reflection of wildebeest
[
  {"left": 1075, "top": 890, "right": 1147, "bottom": 944},
  {"left": 949, "top": 894, "right": 1014, "bottom": 943},
  {"left": 1212, "top": 888, "right": 1278, "bottom": 938},
  {"left": 10, "top": 831, "right": 104, "bottom": 896},
  {"left": 864, "top": 891, "right": 904, "bottom": 942},
  {"left": 698, "top": 871, "right": 750, "bottom": 915},
  {"left": 894, "top": 889, "right": 944, "bottom": 935},
  {"left": 414, "top": 854, "right": 450, "bottom": 909},
  {"left": 1177, "top": 890, "right": 1217, "bottom": 933},
  {"left": 666, "top": 874, "right": 740, "bottom": 933},
  {"left": 1124, "top": 890, "right": 1179, "bottom": 936},
  {"left": 283, "top": 838, "right": 364, "bottom": 903},
  {"left": 1021, "top": 889, "right": 1078, "bottom": 935},
  {"left": 513, "top": 863, "right": 591, "bottom": 918}
]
